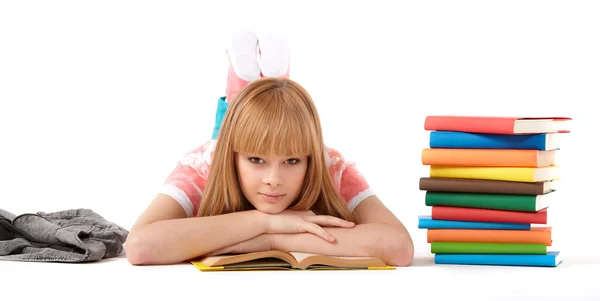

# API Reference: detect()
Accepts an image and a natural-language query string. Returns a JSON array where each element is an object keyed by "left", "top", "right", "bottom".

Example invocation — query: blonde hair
[{"left": 197, "top": 77, "right": 357, "bottom": 223}]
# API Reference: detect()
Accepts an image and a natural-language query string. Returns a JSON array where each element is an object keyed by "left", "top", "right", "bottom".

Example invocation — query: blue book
[
  {"left": 429, "top": 131, "right": 561, "bottom": 150},
  {"left": 434, "top": 251, "right": 562, "bottom": 267},
  {"left": 418, "top": 215, "right": 530, "bottom": 230}
]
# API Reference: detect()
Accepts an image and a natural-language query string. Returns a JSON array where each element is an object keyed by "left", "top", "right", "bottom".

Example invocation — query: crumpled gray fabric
[{"left": 0, "top": 208, "right": 128, "bottom": 262}]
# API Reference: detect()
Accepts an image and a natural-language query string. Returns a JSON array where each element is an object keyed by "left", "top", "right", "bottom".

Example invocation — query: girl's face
[{"left": 235, "top": 152, "right": 309, "bottom": 214}]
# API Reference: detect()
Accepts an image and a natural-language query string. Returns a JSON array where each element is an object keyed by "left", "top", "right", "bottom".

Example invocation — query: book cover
[
  {"left": 419, "top": 177, "right": 553, "bottom": 195},
  {"left": 189, "top": 250, "right": 395, "bottom": 271},
  {"left": 424, "top": 190, "right": 553, "bottom": 212},
  {"left": 434, "top": 251, "right": 562, "bottom": 267},
  {"left": 431, "top": 206, "right": 548, "bottom": 224},
  {"left": 424, "top": 116, "right": 571, "bottom": 134},
  {"left": 431, "top": 241, "right": 548, "bottom": 254},
  {"left": 429, "top": 165, "right": 560, "bottom": 182},
  {"left": 418, "top": 215, "right": 531, "bottom": 230},
  {"left": 428, "top": 131, "right": 561, "bottom": 150},
  {"left": 427, "top": 227, "right": 552, "bottom": 245},
  {"left": 421, "top": 148, "right": 556, "bottom": 167}
]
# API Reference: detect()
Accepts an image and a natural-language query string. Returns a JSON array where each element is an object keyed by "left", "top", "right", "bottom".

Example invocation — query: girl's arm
[
  {"left": 125, "top": 194, "right": 354, "bottom": 265},
  {"left": 125, "top": 194, "right": 266, "bottom": 265},
  {"left": 273, "top": 196, "right": 414, "bottom": 266},
  {"left": 212, "top": 196, "right": 414, "bottom": 266},
  {"left": 274, "top": 196, "right": 414, "bottom": 266}
]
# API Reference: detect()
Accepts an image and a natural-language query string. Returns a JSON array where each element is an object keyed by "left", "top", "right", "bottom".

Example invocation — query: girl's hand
[{"left": 263, "top": 210, "right": 355, "bottom": 243}]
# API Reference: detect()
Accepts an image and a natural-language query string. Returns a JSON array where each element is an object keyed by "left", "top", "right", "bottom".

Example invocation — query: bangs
[{"left": 231, "top": 90, "right": 314, "bottom": 157}]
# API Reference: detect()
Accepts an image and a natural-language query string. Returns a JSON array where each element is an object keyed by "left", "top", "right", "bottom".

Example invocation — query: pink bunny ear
[
  {"left": 225, "top": 29, "right": 261, "bottom": 103},
  {"left": 256, "top": 30, "right": 290, "bottom": 79}
]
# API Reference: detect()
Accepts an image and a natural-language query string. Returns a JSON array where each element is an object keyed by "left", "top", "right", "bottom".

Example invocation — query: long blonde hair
[{"left": 197, "top": 77, "right": 357, "bottom": 223}]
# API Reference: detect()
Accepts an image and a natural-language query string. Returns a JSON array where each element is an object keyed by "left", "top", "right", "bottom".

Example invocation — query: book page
[
  {"left": 221, "top": 258, "right": 293, "bottom": 270},
  {"left": 290, "top": 252, "right": 316, "bottom": 263},
  {"left": 289, "top": 252, "right": 388, "bottom": 269},
  {"left": 290, "top": 252, "right": 377, "bottom": 262},
  {"left": 201, "top": 250, "right": 295, "bottom": 267}
]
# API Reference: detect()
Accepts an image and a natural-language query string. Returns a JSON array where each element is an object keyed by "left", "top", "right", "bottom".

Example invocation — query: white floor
[
  {"left": 2, "top": 251, "right": 599, "bottom": 301},
  {"left": 1, "top": 2, "right": 598, "bottom": 300}
]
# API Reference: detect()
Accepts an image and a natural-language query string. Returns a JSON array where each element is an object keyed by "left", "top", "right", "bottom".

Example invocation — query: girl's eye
[
  {"left": 286, "top": 158, "right": 300, "bottom": 165},
  {"left": 249, "top": 157, "right": 264, "bottom": 164}
]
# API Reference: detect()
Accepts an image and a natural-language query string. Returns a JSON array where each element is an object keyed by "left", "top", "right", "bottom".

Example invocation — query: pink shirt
[{"left": 159, "top": 140, "right": 375, "bottom": 217}]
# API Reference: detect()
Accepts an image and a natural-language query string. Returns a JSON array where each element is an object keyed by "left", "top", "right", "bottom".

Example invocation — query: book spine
[
  {"left": 419, "top": 177, "right": 546, "bottom": 195},
  {"left": 429, "top": 131, "right": 548, "bottom": 150},
  {"left": 434, "top": 252, "right": 560, "bottom": 267},
  {"left": 422, "top": 148, "right": 543, "bottom": 167},
  {"left": 425, "top": 191, "right": 538, "bottom": 212},
  {"left": 418, "top": 216, "right": 531, "bottom": 230},
  {"left": 431, "top": 206, "right": 548, "bottom": 224},
  {"left": 427, "top": 228, "right": 552, "bottom": 245},
  {"left": 431, "top": 242, "right": 547, "bottom": 254},
  {"left": 430, "top": 166, "right": 536, "bottom": 182},
  {"left": 424, "top": 116, "right": 517, "bottom": 134}
]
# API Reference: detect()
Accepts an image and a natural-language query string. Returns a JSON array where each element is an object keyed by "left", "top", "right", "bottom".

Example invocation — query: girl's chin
[{"left": 252, "top": 202, "right": 288, "bottom": 215}]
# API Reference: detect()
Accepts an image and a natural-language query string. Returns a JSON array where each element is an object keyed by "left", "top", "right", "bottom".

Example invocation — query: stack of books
[{"left": 418, "top": 116, "right": 571, "bottom": 267}]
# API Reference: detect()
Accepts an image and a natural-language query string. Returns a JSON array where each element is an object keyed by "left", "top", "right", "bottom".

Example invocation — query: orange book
[
  {"left": 421, "top": 148, "right": 557, "bottom": 167},
  {"left": 427, "top": 227, "right": 552, "bottom": 246}
]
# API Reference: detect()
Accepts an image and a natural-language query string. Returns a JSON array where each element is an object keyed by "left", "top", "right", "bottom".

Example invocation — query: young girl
[{"left": 125, "top": 29, "right": 414, "bottom": 267}]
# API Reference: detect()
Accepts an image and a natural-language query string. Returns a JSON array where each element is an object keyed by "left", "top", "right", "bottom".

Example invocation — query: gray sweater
[{"left": 0, "top": 208, "right": 128, "bottom": 262}]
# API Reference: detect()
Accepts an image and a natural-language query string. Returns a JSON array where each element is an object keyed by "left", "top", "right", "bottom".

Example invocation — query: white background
[{"left": 1, "top": 1, "right": 599, "bottom": 299}]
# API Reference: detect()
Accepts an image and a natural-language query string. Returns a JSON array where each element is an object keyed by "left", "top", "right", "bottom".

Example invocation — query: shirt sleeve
[
  {"left": 158, "top": 140, "right": 215, "bottom": 217},
  {"left": 326, "top": 147, "right": 375, "bottom": 212}
]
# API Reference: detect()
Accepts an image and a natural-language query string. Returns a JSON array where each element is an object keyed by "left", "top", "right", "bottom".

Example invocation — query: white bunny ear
[
  {"left": 256, "top": 30, "right": 290, "bottom": 78},
  {"left": 226, "top": 28, "right": 261, "bottom": 82}
]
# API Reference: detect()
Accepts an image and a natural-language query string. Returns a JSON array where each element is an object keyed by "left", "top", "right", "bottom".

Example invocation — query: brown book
[
  {"left": 190, "top": 251, "right": 394, "bottom": 271},
  {"left": 419, "top": 177, "right": 553, "bottom": 195}
]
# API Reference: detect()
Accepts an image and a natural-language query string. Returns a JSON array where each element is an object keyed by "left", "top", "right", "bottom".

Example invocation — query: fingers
[
  {"left": 305, "top": 215, "right": 355, "bottom": 228},
  {"left": 302, "top": 222, "right": 336, "bottom": 243}
]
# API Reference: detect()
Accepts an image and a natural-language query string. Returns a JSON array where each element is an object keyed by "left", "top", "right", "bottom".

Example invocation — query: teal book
[
  {"left": 429, "top": 131, "right": 561, "bottom": 150},
  {"left": 434, "top": 251, "right": 562, "bottom": 267}
]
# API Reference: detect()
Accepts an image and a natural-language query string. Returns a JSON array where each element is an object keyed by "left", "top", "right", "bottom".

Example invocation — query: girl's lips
[{"left": 260, "top": 193, "right": 285, "bottom": 202}]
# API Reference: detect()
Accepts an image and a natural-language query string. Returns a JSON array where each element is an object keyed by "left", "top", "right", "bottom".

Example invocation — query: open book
[{"left": 190, "top": 250, "right": 395, "bottom": 271}]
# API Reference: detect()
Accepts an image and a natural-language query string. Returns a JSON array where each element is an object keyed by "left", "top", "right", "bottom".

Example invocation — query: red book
[
  {"left": 424, "top": 116, "right": 571, "bottom": 134},
  {"left": 432, "top": 206, "right": 548, "bottom": 224}
]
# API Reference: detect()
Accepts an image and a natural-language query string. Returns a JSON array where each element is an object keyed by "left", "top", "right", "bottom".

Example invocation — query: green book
[
  {"left": 425, "top": 191, "right": 552, "bottom": 212},
  {"left": 431, "top": 242, "right": 547, "bottom": 254}
]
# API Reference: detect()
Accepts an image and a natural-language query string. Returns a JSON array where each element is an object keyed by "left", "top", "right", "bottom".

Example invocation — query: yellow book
[
  {"left": 429, "top": 165, "right": 560, "bottom": 182},
  {"left": 190, "top": 250, "right": 395, "bottom": 271}
]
